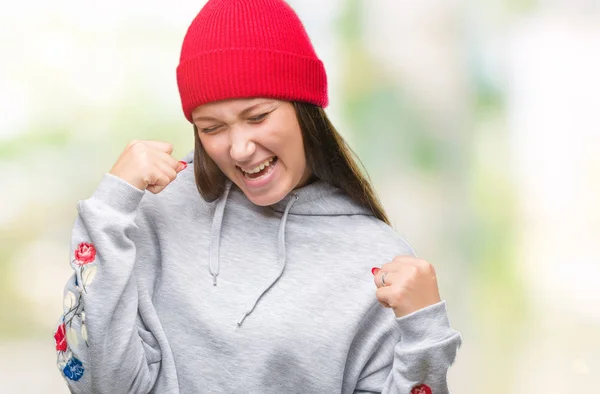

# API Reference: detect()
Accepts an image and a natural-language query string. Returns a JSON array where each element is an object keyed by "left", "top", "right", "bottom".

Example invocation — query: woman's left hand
[{"left": 372, "top": 256, "right": 442, "bottom": 318}]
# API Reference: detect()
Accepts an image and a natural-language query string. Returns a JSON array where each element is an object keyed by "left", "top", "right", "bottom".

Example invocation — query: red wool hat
[{"left": 176, "top": 0, "right": 329, "bottom": 123}]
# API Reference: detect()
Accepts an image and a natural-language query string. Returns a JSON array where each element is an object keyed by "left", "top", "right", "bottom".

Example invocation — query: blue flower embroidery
[{"left": 63, "top": 357, "right": 84, "bottom": 381}]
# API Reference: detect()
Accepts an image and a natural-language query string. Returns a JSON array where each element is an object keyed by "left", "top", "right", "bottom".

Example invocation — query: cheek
[
  {"left": 199, "top": 136, "right": 227, "bottom": 163},
  {"left": 278, "top": 131, "right": 306, "bottom": 176},
  {"left": 274, "top": 126, "right": 304, "bottom": 161},
  {"left": 269, "top": 131, "right": 301, "bottom": 162}
]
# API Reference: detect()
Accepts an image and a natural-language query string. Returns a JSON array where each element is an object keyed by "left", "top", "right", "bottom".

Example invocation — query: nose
[{"left": 229, "top": 126, "right": 256, "bottom": 163}]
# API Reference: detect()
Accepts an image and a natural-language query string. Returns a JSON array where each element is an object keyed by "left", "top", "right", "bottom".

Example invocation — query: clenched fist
[
  {"left": 109, "top": 140, "right": 187, "bottom": 194},
  {"left": 372, "top": 256, "right": 442, "bottom": 318}
]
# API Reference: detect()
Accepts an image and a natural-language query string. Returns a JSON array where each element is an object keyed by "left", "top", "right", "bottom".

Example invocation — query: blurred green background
[{"left": 1, "top": 0, "right": 599, "bottom": 392}]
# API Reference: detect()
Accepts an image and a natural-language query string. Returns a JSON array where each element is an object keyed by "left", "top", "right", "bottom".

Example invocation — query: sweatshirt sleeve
[
  {"left": 53, "top": 174, "right": 165, "bottom": 393},
  {"left": 346, "top": 301, "right": 462, "bottom": 394}
]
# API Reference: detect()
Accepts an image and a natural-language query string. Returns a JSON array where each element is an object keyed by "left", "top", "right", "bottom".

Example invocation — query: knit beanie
[{"left": 176, "top": 0, "right": 328, "bottom": 123}]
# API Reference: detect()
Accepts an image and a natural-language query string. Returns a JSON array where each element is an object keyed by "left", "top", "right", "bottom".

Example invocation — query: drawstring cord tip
[
  {"left": 237, "top": 312, "right": 249, "bottom": 327},
  {"left": 212, "top": 275, "right": 218, "bottom": 286}
]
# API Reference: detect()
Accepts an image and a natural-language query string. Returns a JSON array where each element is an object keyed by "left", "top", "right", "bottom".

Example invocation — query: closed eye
[
  {"left": 248, "top": 111, "right": 271, "bottom": 123},
  {"left": 200, "top": 125, "right": 222, "bottom": 133}
]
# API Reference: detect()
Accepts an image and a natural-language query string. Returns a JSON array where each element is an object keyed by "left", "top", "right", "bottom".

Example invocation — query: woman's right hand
[{"left": 109, "top": 140, "right": 187, "bottom": 194}]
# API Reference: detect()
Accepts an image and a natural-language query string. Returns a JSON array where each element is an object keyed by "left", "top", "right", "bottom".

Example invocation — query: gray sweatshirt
[{"left": 55, "top": 151, "right": 461, "bottom": 393}]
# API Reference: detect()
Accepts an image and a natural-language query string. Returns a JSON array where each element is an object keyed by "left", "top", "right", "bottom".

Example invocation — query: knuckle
[
  {"left": 406, "top": 264, "right": 419, "bottom": 277},
  {"left": 142, "top": 174, "right": 152, "bottom": 186},
  {"left": 417, "top": 259, "right": 434, "bottom": 274},
  {"left": 137, "top": 151, "right": 152, "bottom": 166},
  {"left": 416, "top": 258, "right": 428, "bottom": 268},
  {"left": 127, "top": 139, "right": 139, "bottom": 147},
  {"left": 392, "top": 255, "right": 405, "bottom": 263},
  {"left": 130, "top": 141, "right": 145, "bottom": 154},
  {"left": 426, "top": 263, "right": 436, "bottom": 276}
]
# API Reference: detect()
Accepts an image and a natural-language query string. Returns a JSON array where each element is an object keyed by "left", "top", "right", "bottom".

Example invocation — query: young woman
[{"left": 54, "top": 0, "right": 461, "bottom": 393}]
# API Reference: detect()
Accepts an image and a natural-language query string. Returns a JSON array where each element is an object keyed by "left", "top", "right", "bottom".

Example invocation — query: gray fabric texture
[{"left": 58, "top": 150, "right": 461, "bottom": 393}]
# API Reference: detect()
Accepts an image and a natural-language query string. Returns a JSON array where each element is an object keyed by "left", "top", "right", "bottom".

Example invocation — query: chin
[
  {"left": 245, "top": 194, "right": 283, "bottom": 207},
  {"left": 237, "top": 181, "right": 294, "bottom": 207},
  {"left": 243, "top": 186, "right": 288, "bottom": 206}
]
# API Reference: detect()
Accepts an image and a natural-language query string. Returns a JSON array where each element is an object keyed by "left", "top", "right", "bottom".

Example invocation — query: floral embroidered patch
[
  {"left": 74, "top": 242, "right": 96, "bottom": 266},
  {"left": 63, "top": 357, "right": 85, "bottom": 381},
  {"left": 55, "top": 242, "right": 98, "bottom": 381},
  {"left": 410, "top": 384, "right": 432, "bottom": 394},
  {"left": 54, "top": 323, "right": 67, "bottom": 352}
]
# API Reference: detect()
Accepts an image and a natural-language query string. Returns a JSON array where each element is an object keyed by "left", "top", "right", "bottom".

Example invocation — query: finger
[
  {"left": 147, "top": 181, "right": 170, "bottom": 194},
  {"left": 144, "top": 140, "right": 174, "bottom": 155},
  {"left": 372, "top": 267, "right": 383, "bottom": 288},
  {"left": 382, "top": 258, "right": 433, "bottom": 280},
  {"left": 378, "top": 300, "right": 391, "bottom": 308},
  {"left": 147, "top": 184, "right": 165, "bottom": 194},
  {"left": 176, "top": 161, "right": 188, "bottom": 173},
  {"left": 146, "top": 170, "right": 172, "bottom": 194},
  {"left": 373, "top": 269, "right": 393, "bottom": 289},
  {"left": 391, "top": 255, "right": 429, "bottom": 270},
  {"left": 375, "top": 286, "right": 399, "bottom": 309},
  {"left": 391, "top": 254, "right": 419, "bottom": 263},
  {"left": 379, "top": 263, "right": 395, "bottom": 274},
  {"left": 156, "top": 150, "right": 184, "bottom": 173},
  {"left": 395, "top": 257, "right": 436, "bottom": 277},
  {"left": 371, "top": 268, "right": 392, "bottom": 307},
  {"left": 154, "top": 170, "right": 174, "bottom": 187},
  {"left": 156, "top": 161, "right": 178, "bottom": 183},
  {"left": 381, "top": 256, "right": 417, "bottom": 273}
]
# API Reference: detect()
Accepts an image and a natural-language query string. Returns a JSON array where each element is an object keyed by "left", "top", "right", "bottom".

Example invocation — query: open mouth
[{"left": 238, "top": 157, "right": 278, "bottom": 180}]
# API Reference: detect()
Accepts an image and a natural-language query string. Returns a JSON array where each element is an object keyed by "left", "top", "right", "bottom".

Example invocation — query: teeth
[{"left": 242, "top": 157, "right": 275, "bottom": 174}]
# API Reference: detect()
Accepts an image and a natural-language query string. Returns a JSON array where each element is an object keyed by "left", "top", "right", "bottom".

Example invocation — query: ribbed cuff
[
  {"left": 395, "top": 301, "right": 454, "bottom": 348},
  {"left": 89, "top": 174, "right": 145, "bottom": 214}
]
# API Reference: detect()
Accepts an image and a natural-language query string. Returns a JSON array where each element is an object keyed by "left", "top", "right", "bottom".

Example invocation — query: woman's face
[{"left": 192, "top": 98, "right": 312, "bottom": 206}]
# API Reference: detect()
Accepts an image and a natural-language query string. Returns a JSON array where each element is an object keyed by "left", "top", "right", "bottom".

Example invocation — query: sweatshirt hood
[{"left": 182, "top": 150, "right": 374, "bottom": 326}]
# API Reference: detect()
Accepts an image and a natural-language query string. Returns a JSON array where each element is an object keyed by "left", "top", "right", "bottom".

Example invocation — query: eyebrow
[{"left": 192, "top": 101, "right": 275, "bottom": 122}]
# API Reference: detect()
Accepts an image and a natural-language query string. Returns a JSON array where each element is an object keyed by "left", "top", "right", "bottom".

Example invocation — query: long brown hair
[{"left": 193, "top": 102, "right": 390, "bottom": 225}]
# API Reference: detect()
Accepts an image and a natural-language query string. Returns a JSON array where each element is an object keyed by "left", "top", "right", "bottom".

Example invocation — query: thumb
[{"left": 176, "top": 160, "right": 188, "bottom": 173}]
